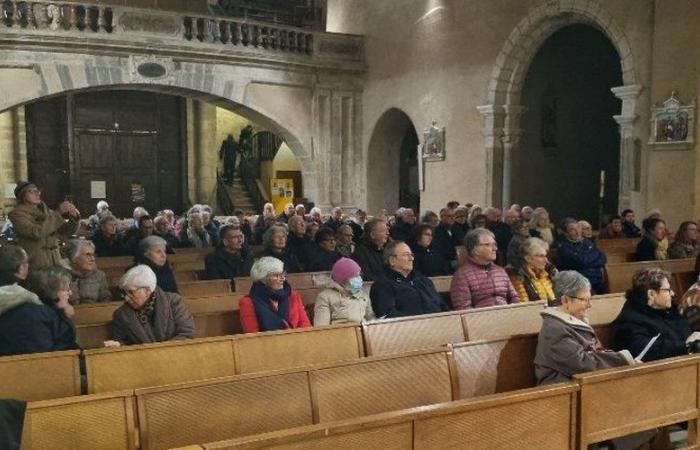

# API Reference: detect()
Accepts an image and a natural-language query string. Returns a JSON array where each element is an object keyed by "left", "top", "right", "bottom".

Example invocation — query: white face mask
[{"left": 347, "top": 276, "right": 363, "bottom": 294}]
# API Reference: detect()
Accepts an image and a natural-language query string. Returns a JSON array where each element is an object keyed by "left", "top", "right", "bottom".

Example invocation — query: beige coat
[
  {"left": 69, "top": 269, "right": 112, "bottom": 305},
  {"left": 313, "top": 280, "right": 375, "bottom": 326},
  {"left": 9, "top": 202, "right": 79, "bottom": 268}
]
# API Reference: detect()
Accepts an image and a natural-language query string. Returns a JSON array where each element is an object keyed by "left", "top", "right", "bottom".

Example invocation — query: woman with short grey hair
[
  {"left": 65, "top": 239, "right": 111, "bottom": 305},
  {"left": 509, "top": 237, "right": 557, "bottom": 304},
  {"left": 534, "top": 270, "right": 634, "bottom": 387},
  {"left": 260, "top": 224, "right": 303, "bottom": 273},
  {"left": 0, "top": 266, "right": 78, "bottom": 356},
  {"left": 106, "top": 265, "right": 195, "bottom": 347},
  {"left": 238, "top": 256, "right": 311, "bottom": 333},
  {"left": 135, "top": 235, "right": 178, "bottom": 293}
]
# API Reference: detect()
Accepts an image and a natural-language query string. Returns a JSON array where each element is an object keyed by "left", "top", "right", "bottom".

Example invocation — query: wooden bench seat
[
  {"left": 21, "top": 391, "right": 137, "bottom": 450},
  {"left": 0, "top": 350, "right": 81, "bottom": 401}
]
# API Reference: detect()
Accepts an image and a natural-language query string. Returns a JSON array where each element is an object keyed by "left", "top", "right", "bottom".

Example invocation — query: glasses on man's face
[{"left": 658, "top": 288, "right": 674, "bottom": 295}]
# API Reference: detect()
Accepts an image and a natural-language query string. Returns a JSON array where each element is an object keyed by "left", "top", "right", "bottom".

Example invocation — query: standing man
[{"left": 219, "top": 134, "right": 239, "bottom": 184}]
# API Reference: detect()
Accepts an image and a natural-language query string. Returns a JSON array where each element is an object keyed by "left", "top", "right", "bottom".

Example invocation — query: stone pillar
[
  {"left": 501, "top": 105, "right": 526, "bottom": 209},
  {"left": 313, "top": 89, "right": 332, "bottom": 210},
  {"left": 186, "top": 100, "right": 218, "bottom": 208},
  {"left": 477, "top": 104, "right": 505, "bottom": 206},
  {"left": 0, "top": 107, "right": 26, "bottom": 212},
  {"left": 611, "top": 85, "right": 643, "bottom": 210}
]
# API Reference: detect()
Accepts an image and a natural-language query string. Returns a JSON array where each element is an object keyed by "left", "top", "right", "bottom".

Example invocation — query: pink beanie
[{"left": 331, "top": 258, "right": 361, "bottom": 285}]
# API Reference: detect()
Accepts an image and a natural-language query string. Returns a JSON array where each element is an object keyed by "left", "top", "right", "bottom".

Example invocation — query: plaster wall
[{"left": 329, "top": 0, "right": 699, "bottom": 226}]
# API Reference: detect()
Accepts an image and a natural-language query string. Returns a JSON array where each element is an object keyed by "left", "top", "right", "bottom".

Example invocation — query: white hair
[
  {"left": 250, "top": 257, "right": 284, "bottom": 283},
  {"left": 66, "top": 239, "right": 96, "bottom": 263},
  {"left": 133, "top": 206, "right": 149, "bottom": 220},
  {"left": 120, "top": 265, "right": 157, "bottom": 292},
  {"left": 96, "top": 200, "right": 109, "bottom": 211},
  {"left": 310, "top": 207, "right": 321, "bottom": 215}
]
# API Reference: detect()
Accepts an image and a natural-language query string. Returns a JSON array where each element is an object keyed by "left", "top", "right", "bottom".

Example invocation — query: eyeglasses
[
  {"left": 121, "top": 287, "right": 145, "bottom": 298},
  {"left": 267, "top": 272, "right": 287, "bottom": 279},
  {"left": 478, "top": 242, "right": 498, "bottom": 248},
  {"left": 569, "top": 295, "right": 592, "bottom": 304},
  {"left": 658, "top": 288, "right": 674, "bottom": 294}
]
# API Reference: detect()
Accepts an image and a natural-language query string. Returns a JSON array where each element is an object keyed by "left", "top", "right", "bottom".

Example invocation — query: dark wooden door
[{"left": 26, "top": 97, "right": 70, "bottom": 208}]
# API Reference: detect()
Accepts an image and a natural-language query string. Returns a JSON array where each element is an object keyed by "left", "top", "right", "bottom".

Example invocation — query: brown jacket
[
  {"left": 111, "top": 287, "right": 195, "bottom": 345},
  {"left": 9, "top": 202, "right": 79, "bottom": 268},
  {"left": 69, "top": 269, "right": 112, "bottom": 305}
]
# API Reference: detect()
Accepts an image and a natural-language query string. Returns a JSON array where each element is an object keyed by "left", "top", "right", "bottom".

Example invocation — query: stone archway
[
  {"left": 478, "top": 0, "right": 642, "bottom": 210},
  {"left": 0, "top": 55, "right": 319, "bottom": 202}
]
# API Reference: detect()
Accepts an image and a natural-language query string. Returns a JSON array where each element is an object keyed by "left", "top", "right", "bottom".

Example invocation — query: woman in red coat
[{"left": 239, "top": 256, "right": 311, "bottom": 333}]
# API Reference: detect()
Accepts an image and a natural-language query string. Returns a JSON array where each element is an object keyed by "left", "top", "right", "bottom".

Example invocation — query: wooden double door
[{"left": 27, "top": 91, "right": 185, "bottom": 218}]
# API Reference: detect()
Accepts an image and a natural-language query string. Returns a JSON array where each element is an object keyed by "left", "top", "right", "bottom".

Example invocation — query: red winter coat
[{"left": 239, "top": 289, "right": 311, "bottom": 333}]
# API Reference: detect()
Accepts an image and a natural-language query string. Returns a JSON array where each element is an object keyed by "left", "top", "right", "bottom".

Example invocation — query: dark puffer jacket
[{"left": 370, "top": 267, "right": 446, "bottom": 318}]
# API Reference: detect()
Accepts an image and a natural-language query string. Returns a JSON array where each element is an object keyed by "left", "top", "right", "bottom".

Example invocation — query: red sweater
[{"left": 239, "top": 289, "right": 312, "bottom": 333}]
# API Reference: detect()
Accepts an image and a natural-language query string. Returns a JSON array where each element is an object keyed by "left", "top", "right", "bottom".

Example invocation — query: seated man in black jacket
[
  {"left": 92, "top": 215, "right": 129, "bottom": 257},
  {"left": 352, "top": 218, "right": 389, "bottom": 281},
  {"left": 370, "top": 241, "right": 446, "bottom": 318},
  {"left": 202, "top": 225, "right": 254, "bottom": 281}
]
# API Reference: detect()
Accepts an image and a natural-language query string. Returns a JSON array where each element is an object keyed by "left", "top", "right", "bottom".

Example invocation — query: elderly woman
[
  {"left": 135, "top": 235, "right": 179, "bottom": 293},
  {"left": 529, "top": 207, "right": 554, "bottom": 245},
  {"left": 555, "top": 218, "right": 607, "bottom": 294},
  {"left": 453, "top": 206, "right": 470, "bottom": 243},
  {"left": 668, "top": 221, "right": 700, "bottom": 259},
  {"left": 239, "top": 256, "right": 311, "bottom": 333},
  {"left": 370, "top": 241, "right": 446, "bottom": 318},
  {"left": 314, "top": 257, "right": 375, "bottom": 325},
  {"left": 261, "top": 224, "right": 303, "bottom": 273},
  {"left": 506, "top": 219, "right": 531, "bottom": 267},
  {"left": 108, "top": 265, "right": 195, "bottom": 346},
  {"left": 409, "top": 224, "right": 453, "bottom": 276},
  {"left": 535, "top": 270, "right": 634, "bottom": 385},
  {"left": 308, "top": 227, "right": 343, "bottom": 271},
  {"left": 509, "top": 238, "right": 557, "bottom": 304},
  {"left": 635, "top": 217, "right": 668, "bottom": 261},
  {"left": 578, "top": 220, "right": 594, "bottom": 241},
  {"left": 180, "top": 212, "right": 212, "bottom": 248},
  {"left": 0, "top": 266, "right": 78, "bottom": 356},
  {"left": 66, "top": 239, "right": 111, "bottom": 305},
  {"left": 9, "top": 181, "right": 80, "bottom": 268},
  {"left": 612, "top": 268, "right": 700, "bottom": 361}
]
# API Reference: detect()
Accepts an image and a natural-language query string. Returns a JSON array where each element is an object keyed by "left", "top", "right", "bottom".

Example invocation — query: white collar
[{"left": 541, "top": 307, "right": 592, "bottom": 330}]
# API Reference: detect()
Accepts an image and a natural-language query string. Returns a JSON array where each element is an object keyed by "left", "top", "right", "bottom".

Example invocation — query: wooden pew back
[
  {"left": 462, "top": 301, "right": 545, "bottom": 340},
  {"left": 605, "top": 261, "right": 662, "bottom": 293},
  {"left": 21, "top": 391, "right": 137, "bottom": 450},
  {"left": 0, "top": 350, "right": 81, "bottom": 401}
]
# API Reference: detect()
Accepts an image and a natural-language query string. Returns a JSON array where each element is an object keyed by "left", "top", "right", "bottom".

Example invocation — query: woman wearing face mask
[{"left": 313, "top": 257, "right": 375, "bottom": 326}]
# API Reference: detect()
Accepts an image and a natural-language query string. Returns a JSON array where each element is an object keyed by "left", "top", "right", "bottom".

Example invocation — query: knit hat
[
  {"left": 331, "top": 257, "right": 361, "bottom": 285},
  {"left": 13, "top": 181, "right": 34, "bottom": 200}
]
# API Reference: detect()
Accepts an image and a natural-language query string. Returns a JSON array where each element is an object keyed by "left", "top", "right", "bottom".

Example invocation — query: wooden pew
[
  {"left": 605, "top": 261, "right": 663, "bottom": 293},
  {"left": 587, "top": 293, "right": 626, "bottom": 348},
  {"left": 200, "top": 383, "right": 578, "bottom": 450},
  {"left": 362, "top": 311, "right": 466, "bottom": 356},
  {"left": 0, "top": 350, "right": 81, "bottom": 401},
  {"left": 597, "top": 238, "right": 640, "bottom": 255},
  {"left": 462, "top": 301, "right": 546, "bottom": 340},
  {"left": 179, "top": 279, "right": 232, "bottom": 297},
  {"left": 574, "top": 355, "right": 700, "bottom": 449},
  {"left": 83, "top": 336, "right": 237, "bottom": 393},
  {"left": 21, "top": 391, "right": 138, "bottom": 450},
  {"left": 233, "top": 272, "right": 331, "bottom": 293},
  {"left": 674, "top": 270, "right": 696, "bottom": 296}
]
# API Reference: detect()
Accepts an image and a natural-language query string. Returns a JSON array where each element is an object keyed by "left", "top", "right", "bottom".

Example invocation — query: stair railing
[{"left": 216, "top": 170, "right": 235, "bottom": 215}]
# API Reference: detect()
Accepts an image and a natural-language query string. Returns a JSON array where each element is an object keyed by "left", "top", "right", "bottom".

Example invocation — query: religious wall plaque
[
  {"left": 422, "top": 120, "right": 446, "bottom": 161},
  {"left": 648, "top": 91, "right": 695, "bottom": 151}
]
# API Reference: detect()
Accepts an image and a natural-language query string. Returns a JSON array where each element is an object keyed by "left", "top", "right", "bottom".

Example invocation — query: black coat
[
  {"left": 623, "top": 221, "right": 642, "bottom": 238},
  {"left": 370, "top": 268, "right": 446, "bottom": 318},
  {"left": 612, "top": 298, "right": 693, "bottom": 362},
  {"left": 92, "top": 229, "right": 129, "bottom": 257},
  {"left": 352, "top": 239, "right": 386, "bottom": 281},
  {"left": 202, "top": 246, "right": 254, "bottom": 280},
  {"left": 134, "top": 255, "right": 179, "bottom": 294},
  {"left": 433, "top": 223, "right": 458, "bottom": 263},
  {"left": 634, "top": 236, "right": 658, "bottom": 262},
  {"left": 0, "top": 399, "right": 25, "bottom": 450},
  {"left": 410, "top": 243, "right": 453, "bottom": 277},
  {"left": 261, "top": 248, "right": 303, "bottom": 273},
  {"left": 0, "top": 284, "right": 78, "bottom": 357},
  {"left": 324, "top": 218, "right": 344, "bottom": 232},
  {"left": 389, "top": 220, "right": 414, "bottom": 242},
  {"left": 288, "top": 233, "right": 314, "bottom": 270},
  {"left": 307, "top": 246, "right": 343, "bottom": 272}
]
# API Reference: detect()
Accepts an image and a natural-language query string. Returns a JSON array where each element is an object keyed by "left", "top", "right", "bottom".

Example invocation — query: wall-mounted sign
[{"left": 91, "top": 181, "right": 106, "bottom": 199}]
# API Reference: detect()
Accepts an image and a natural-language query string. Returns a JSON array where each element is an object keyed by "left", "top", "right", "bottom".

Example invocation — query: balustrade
[
  {"left": 183, "top": 13, "right": 314, "bottom": 55},
  {"left": 0, "top": 1, "right": 113, "bottom": 32}
]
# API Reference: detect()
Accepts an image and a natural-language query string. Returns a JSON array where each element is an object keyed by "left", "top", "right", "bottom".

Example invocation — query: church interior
[{"left": 0, "top": 0, "right": 699, "bottom": 449}]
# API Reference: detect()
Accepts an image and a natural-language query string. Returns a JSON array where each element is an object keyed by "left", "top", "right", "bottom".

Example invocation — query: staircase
[{"left": 223, "top": 169, "right": 258, "bottom": 214}]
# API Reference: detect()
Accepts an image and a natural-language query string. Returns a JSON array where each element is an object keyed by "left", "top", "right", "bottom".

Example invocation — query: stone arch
[
  {"left": 366, "top": 108, "right": 419, "bottom": 214},
  {"left": 0, "top": 59, "right": 318, "bottom": 201},
  {"left": 480, "top": 0, "right": 642, "bottom": 208}
]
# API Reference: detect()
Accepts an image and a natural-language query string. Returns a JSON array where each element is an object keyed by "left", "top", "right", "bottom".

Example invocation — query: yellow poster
[{"left": 270, "top": 178, "right": 294, "bottom": 214}]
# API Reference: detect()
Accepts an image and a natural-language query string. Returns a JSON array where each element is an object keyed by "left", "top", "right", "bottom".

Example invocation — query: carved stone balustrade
[{"left": 0, "top": 0, "right": 364, "bottom": 71}]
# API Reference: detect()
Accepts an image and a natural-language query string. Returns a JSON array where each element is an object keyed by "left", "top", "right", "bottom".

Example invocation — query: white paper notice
[
  {"left": 91, "top": 181, "right": 106, "bottom": 199},
  {"left": 5, "top": 183, "right": 16, "bottom": 199}
]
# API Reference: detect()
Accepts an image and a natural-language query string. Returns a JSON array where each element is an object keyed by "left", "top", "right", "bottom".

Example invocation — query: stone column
[
  {"left": 477, "top": 104, "right": 505, "bottom": 206},
  {"left": 611, "top": 85, "right": 643, "bottom": 210},
  {"left": 0, "top": 107, "right": 26, "bottom": 212},
  {"left": 186, "top": 100, "right": 218, "bottom": 207},
  {"left": 501, "top": 105, "right": 526, "bottom": 209},
  {"left": 313, "top": 89, "right": 332, "bottom": 210}
]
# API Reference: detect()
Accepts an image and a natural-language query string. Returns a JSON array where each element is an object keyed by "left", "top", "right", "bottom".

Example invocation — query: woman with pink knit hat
[{"left": 314, "top": 257, "right": 375, "bottom": 326}]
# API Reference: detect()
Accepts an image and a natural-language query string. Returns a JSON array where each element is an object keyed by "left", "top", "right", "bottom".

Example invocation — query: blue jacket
[
  {"left": 555, "top": 238, "right": 607, "bottom": 291},
  {"left": 370, "top": 268, "right": 446, "bottom": 318}
]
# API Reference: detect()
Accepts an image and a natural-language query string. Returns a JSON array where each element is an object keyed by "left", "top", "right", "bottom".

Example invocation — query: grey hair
[
  {"left": 553, "top": 270, "right": 591, "bottom": 306},
  {"left": 0, "top": 245, "right": 28, "bottom": 274},
  {"left": 250, "top": 256, "right": 285, "bottom": 282},
  {"left": 188, "top": 211, "right": 202, "bottom": 223},
  {"left": 310, "top": 207, "right": 321, "bottom": 215},
  {"left": 120, "top": 264, "right": 157, "bottom": 292},
  {"left": 99, "top": 214, "right": 117, "bottom": 227},
  {"left": 382, "top": 240, "right": 406, "bottom": 265},
  {"left": 464, "top": 228, "right": 495, "bottom": 255},
  {"left": 262, "top": 224, "right": 288, "bottom": 249},
  {"left": 138, "top": 235, "right": 167, "bottom": 257},
  {"left": 520, "top": 237, "right": 549, "bottom": 259},
  {"left": 26, "top": 266, "right": 72, "bottom": 300},
  {"left": 65, "top": 239, "right": 96, "bottom": 263},
  {"left": 133, "top": 206, "right": 149, "bottom": 220}
]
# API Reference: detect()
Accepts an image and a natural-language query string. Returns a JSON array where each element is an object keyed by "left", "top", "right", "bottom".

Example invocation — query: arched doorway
[
  {"left": 367, "top": 108, "right": 420, "bottom": 214},
  {"left": 512, "top": 24, "right": 622, "bottom": 225}
]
